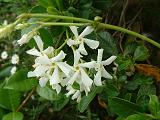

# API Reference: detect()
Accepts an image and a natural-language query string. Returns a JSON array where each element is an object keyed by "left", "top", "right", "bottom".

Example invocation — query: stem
[
  {"left": 56, "top": 39, "right": 68, "bottom": 52},
  {"left": 37, "top": 22, "right": 90, "bottom": 27},
  {"left": 98, "top": 23, "right": 160, "bottom": 48},
  {"left": 16, "top": 88, "right": 35, "bottom": 112},
  {"left": 18, "top": 13, "right": 160, "bottom": 48},
  {"left": 21, "top": 13, "right": 92, "bottom": 23}
]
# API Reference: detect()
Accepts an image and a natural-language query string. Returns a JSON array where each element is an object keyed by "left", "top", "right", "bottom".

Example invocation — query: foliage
[{"left": 0, "top": 0, "right": 160, "bottom": 119}]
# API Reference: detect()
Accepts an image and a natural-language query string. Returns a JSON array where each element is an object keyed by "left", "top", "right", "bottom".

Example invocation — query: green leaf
[
  {"left": 126, "top": 114, "right": 152, "bottom": 120},
  {"left": 0, "top": 89, "right": 21, "bottom": 111},
  {"left": 38, "top": 0, "right": 54, "bottom": 8},
  {"left": 36, "top": 85, "right": 60, "bottom": 101},
  {"left": 2, "top": 112, "right": 23, "bottom": 120},
  {"left": 149, "top": 95, "right": 160, "bottom": 116},
  {"left": 133, "top": 45, "right": 149, "bottom": 61},
  {"left": 39, "top": 28, "right": 54, "bottom": 47},
  {"left": 0, "top": 108, "right": 6, "bottom": 120},
  {"left": 108, "top": 97, "right": 143, "bottom": 117},
  {"left": 78, "top": 87, "right": 103, "bottom": 113},
  {"left": 96, "top": 31, "right": 118, "bottom": 56},
  {"left": 52, "top": 95, "right": 69, "bottom": 111},
  {"left": 0, "top": 66, "right": 12, "bottom": 78},
  {"left": 47, "top": 7, "right": 59, "bottom": 15},
  {"left": 4, "top": 69, "right": 38, "bottom": 92}
]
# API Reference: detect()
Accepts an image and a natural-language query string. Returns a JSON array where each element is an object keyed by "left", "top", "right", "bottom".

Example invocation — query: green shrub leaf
[
  {"left": 36, "top": 85, "right": 60, "bottom": 101},
  {"left": 78, "top": 86, "right": 103, "bottom": 113},
  {"left": 108, "top": 97, "right": 143, "bottom": 117},
  {"left": 2, "top": 112, "right": 23, "bottom": 120},
  {"left": 4, "top": 69, "right": 38, "bottom": 92},
  {"left": 0, "top": 89, "right": 21, "bottom": 111}
]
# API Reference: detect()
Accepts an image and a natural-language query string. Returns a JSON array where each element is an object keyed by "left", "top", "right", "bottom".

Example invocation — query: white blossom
[
  {"left": 11, "top": 54, "right": 19, "bottom": 64},
  {"left": 66, "top": 85, "right": 81, "bottom": 102},
  {"left": 67, "top": 26, "right": 99, "bottom": 55},
  {"left": 67, "top": 50, "right": 95, "bottom": 96},
  {"left": 1, "top": 51, "right": 8, "bottom": 59},
  {"left": 94, "top": 49, "right": 117, "bottom": 86},
  {"left": 11, "top": 66, "right": 17, "bottom": 75}
]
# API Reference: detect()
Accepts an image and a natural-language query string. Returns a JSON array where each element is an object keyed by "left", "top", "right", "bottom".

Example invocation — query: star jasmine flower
[
  {"left": 1, "top": 51, "right": 8, "bottom": 59},
  {"left": 11, "top": 54, "right": 19, "bottom": 64},
  {"left": 17, "top": 31, "right": 37, "bottom": 46},
  {"left": 67, "top": 26, "right": 99, "bottom": 55},
  {"left": 67, "top": 50, "right": 95, "bottom": 95},
  {"left": 49, "top": 51, "right": 73, "bottom": 93},
  {"left": 66, "top": 85, "right": 81, "bottom": 102},
  {"left": 94, "top": 49, "right": 117, "bottom": 86}
]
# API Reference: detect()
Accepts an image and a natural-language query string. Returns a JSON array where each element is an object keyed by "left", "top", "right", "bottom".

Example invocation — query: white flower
[
  {"left": 65, "top": 85, "right": 81, "bottom": 102},
  {"left": 17, "top": 31, "right": 37, "bottom": 46},
  {"left": 27, "top": 35, "right": 73, "bottom": 93},
  {"left": 11, "top": 54, "right": 19, "bottom": 64},
  {"left": 11, "top": 66, "right": 17, "bottom": 75},
  {"left": 67, "top": 50, "right": 95, "bottom": 95},
  {"left": 1, "top": 51, "right": 8, "bottom": 59},
  {"left": 67, "top": 26, "right": 99, "bottom": 55},
  {"left": 94, "top": 49, "right": 117, "bottom": 86},
  {"left": 49, "top": 51, "right": 73, "bottom": 94},
  {"left": 17, "top": 34, "right": 28, "bottom": 46}
]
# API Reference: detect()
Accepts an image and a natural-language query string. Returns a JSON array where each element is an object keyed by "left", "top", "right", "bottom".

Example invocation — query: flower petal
[
  {"left": 50, "top": 65, "right": 61, "bottom": 85},
  {"left": 79, "top": 26, "right": 94, "bottom": 38},
  {"left": 78, "top": 43, "right": 88, "bottom": 55},
  {"left": 97, "top": 49, "right": 103, "bottom": 63},
  {"left": 72, "top": 90, "right": 81, "bottom": 100},
  {"left": 17, "top": 34, "right": 28, "bottom": 46},
  {"left": 34, "top": 65, "right": 49, "bottom": 77},
  {"left": 43, "top": 46, "right": 54, "bottom": 55},
  {"left": 80, "top": 68, "right": 93, "bottom": 87},
  {"left": 102, "top": 56, "right": 117, "bottom": 66},
  {"left": 34, "top": 35, "right": 43, "bottom": 51},
  {"left": 27, "top": 71, "right": 36, "bottom": 77},
  {"left": 84, "top": 38, "right": 99, "bottom": 49},
  {"left": 39, "top": 76, "right": 48, "bottom": 87},
  {"left": 26, "top": 47, "right": 42, "bottom": 57},
  {"left": 52, "top": 84, "right": 61, "bottom": 94},
  {"left": 51, "top": 50, "right": 66, "bottom": 62},
  {"left": 79, "top": 61, "right": 96, "bottom": 69},
  {"left": 101, "top": 66, "right": 113, "bottom": 79},
  {"left": 67, "top": 71, "right": 80, "bottom": 85},
  {"left": 94, "top": 70, "right": 102, "bottom": 86},
  {"left": 67, "top": 39, "right": 79, "bottom": 46},
  {"left": 35, "top": 55, "right": 51, "bottom": 65},
  {"left": 73, "top": 50, "right": 82, "bottom": 66},
  {"left": 70, "top": 26, "right": 79, "bottom": 38},
  {"left": 56, "top": 62, "right": 72, "bottom": 76}
]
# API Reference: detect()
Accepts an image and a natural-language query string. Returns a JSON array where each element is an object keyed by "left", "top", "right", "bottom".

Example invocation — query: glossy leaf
[
  {"left": 2, "top": 112, "right": 23, "bottom": 120},
  {"left": 149, "top": 95, "right": 160, "bottom": 116},
  {"left": 36, "top": 85, "right": 60, "bottom": 101},
  {"left": 4, "top": 69, "right": 38, "bottom": 92},
  {"left": 108, "top": 97, "right": 143, "bottom": 117},
  {"left": 126, "top": 114, "right": 152, "bottom": 120},
  {"left": 78, "top": 87, "right": 103, "bottom": 113},
  {"left": 0, "top": 89, "right": 21, "bottom": 111},
  {"left": 133, "top": 45, "right": 149, "bottom": 61}
]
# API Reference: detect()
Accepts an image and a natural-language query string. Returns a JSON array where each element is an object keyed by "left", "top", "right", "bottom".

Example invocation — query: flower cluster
[{"left": 22, "top": 26, "right": 117, "bottom": 102}]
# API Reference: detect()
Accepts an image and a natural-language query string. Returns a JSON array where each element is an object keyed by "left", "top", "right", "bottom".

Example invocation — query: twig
[{"left": 16, "top": 88, "right": 35, "bottom": 112}]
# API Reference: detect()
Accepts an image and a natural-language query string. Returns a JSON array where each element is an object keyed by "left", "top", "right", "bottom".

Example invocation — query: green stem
[
  {"left": 39, "top": 22, "right": 90, "bottom": 27},
  {"left": 21, "top": 13, "right": 92, "bottom": 23},
  {"left": 98, "top": 23, "right": 160, "bottom": 48},
  {"left": 18, "top": 13, "right": 160, "bottom": 48}
]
